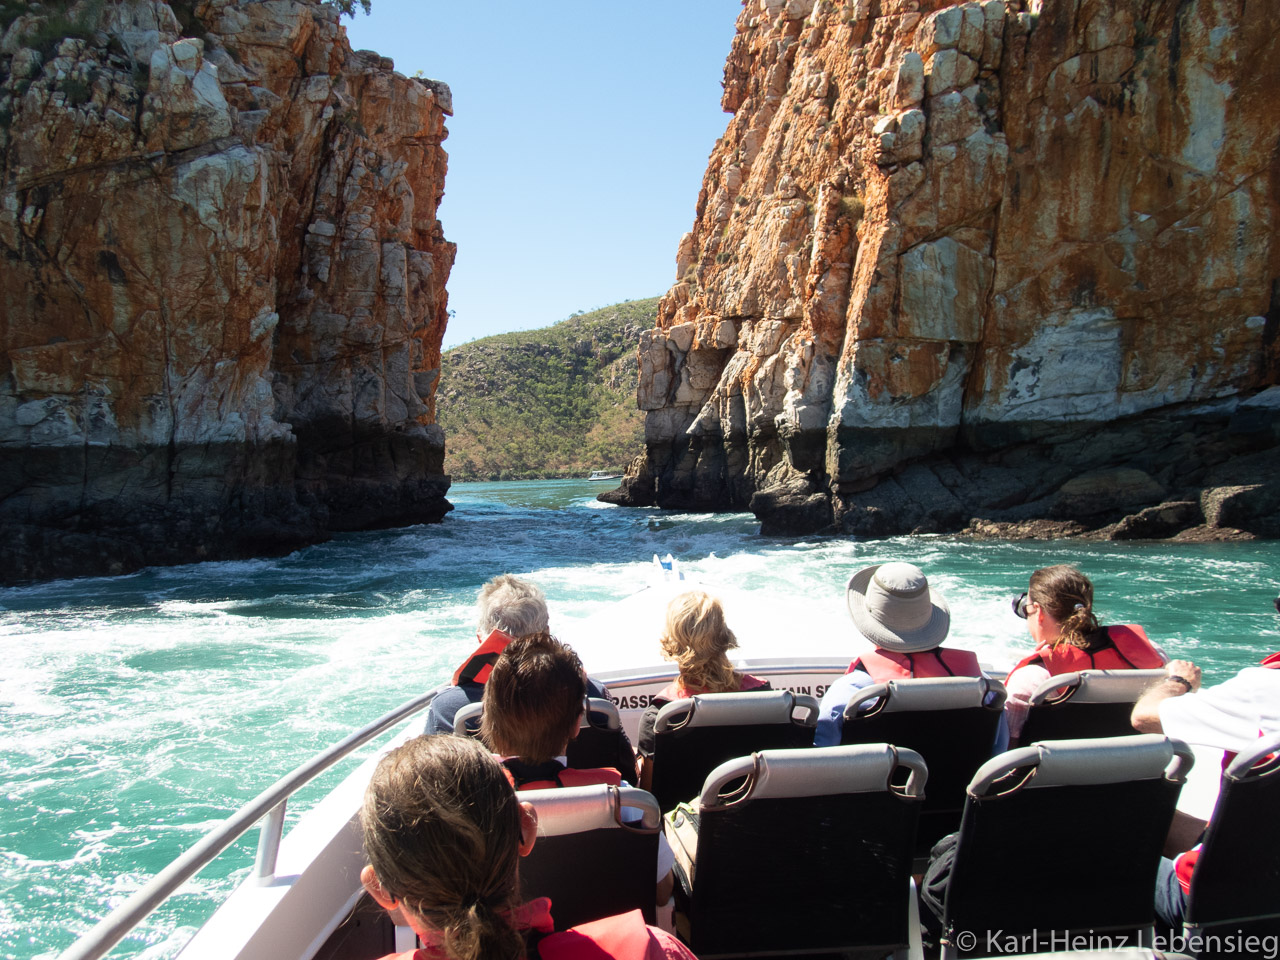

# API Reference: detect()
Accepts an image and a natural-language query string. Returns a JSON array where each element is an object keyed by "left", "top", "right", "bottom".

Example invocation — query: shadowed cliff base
[
  {"left": 600, "top": 389, "right": 1280, "bottom": 543},
  {"left": 0, "top": 435, "right": 452, "bottom": 582}
]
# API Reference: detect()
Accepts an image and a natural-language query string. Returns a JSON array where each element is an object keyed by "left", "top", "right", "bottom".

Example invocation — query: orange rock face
[
  {"left": 611, "top": 0, "right": 1280, "bottom": 536},
  {"left": 0, "top": 0, "right": 455, "bottom": 581}
]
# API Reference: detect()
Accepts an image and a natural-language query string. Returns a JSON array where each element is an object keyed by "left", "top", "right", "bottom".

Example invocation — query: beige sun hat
[{"left": 846, "top": 562, "right": 951, "bottom": 653}]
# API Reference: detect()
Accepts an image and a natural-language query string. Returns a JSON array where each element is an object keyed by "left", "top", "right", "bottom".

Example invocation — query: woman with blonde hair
[
  {"left": 1003, "top": 563, "right": 1165, "bottom": 741},
  {"left": 359, "top": 735, "right": 696, "bottom": 960},
  {"left": 635, "top": 591, "right": 771, "bottom": 789}
]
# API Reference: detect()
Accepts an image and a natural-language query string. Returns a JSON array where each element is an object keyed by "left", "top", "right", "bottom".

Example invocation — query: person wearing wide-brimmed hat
[{"left": 814, "top": 561, "right": 985, "bottom": 746}]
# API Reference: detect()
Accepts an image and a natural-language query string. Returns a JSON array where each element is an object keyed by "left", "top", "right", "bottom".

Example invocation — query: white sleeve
[
  {"left": 1159, "top": 669, "right": 1280, "bottom": 753},
  {"left": 1003, "top": 664, "right": 1051, "bottom": 739}
]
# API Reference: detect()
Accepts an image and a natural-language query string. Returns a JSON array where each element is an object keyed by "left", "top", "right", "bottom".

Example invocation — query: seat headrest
[
  {"left": 584, "top": 697, "right": 621, "bottom": 731},
  {"left": 453, "top": 700, "right": 483, "bottom": 736},
  {"left": 655, "top": 689, "right": 810, "bottom": 732},
  {"left": 968, "top": 735, "right": 1194, "bottom": 795},
  {"left": 1225, "top": 729, "right": 1280, "bottom": 781},
  {"left": 698, "top": 744, "right": 927, "bottom": 808},
  {"left": 879, "top": 676, "right": 999, "bottom": 713},
  {"left": 522, "top": 784, "right": 661, "bottom": 836},
  {"left": 1029, "top": 669, "right": 1166, "bottom": 706}
]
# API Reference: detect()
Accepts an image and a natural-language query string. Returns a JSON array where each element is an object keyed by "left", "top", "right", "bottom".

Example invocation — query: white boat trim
[{"left": 57, "top": 689, "right": 440, "bottom": 960}]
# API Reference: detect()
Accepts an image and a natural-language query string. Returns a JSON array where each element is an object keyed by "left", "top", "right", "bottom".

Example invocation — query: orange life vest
[
  {"left": 502, "top": 757, "right": 623, "bottom": 791},
  {"left": 451, "top": 628, "right": 515, "bottom": 686},
  {"left": 848, "top": 647, "right": 983, "bottom": 681},
  {"left": 654, "top": 673, "right": 770, "bottom": 703},
  {"left": 1007, "top": 624, "right": 1163, "bottom": 679}
]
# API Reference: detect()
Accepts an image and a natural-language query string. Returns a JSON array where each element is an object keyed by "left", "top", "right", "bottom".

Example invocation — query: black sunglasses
[
  {"left": 1012, "top": 592, "right": 1030, "bottom": 619},
  {"left": 1274, "top": 597, "right": 1280, "bottom": 615}
]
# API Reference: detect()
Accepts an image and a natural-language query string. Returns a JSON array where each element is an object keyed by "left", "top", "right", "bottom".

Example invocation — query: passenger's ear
[
  {"left": 361, "top": 865, "right": 397, "bottom": 911},
  {"left": 518, "top": 801, "right": 538, "bottom": 857}
]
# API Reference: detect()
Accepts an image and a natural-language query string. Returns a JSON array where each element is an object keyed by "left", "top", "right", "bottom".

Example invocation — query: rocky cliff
[
  {"left": 605, "top": 0, "right": 1280, "bottom": 541},
  {"left": 0, "top": 0, "right": 454, "bottom": 582}
]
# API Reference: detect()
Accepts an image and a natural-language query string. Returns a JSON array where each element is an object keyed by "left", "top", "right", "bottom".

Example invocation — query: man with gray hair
[
  {"left": 423, "top": 577, "right": 635, "bottom": 781},
  {"left": 424, "top": 575, "right": 552, "bottom": 734}
]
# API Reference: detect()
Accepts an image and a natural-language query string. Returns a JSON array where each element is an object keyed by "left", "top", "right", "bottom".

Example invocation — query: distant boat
[{"left": 587, "top": 470, "right": 622, "bottom": 481}]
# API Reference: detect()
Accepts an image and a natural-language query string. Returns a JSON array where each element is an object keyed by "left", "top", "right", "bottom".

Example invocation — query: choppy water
[{"left": 2, "top": 479, "right": 1278, "bottom": 960}]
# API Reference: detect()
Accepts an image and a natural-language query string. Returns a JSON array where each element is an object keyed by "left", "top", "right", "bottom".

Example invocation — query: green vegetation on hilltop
[{"left": 437, "top": 298, "right": 657, "bottom": 481}]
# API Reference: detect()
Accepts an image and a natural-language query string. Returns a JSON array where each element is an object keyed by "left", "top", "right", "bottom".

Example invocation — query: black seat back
[
  {"left": 565, "top": 699, "right": 635, "bottom": 781},
  {"left": 683, "top": 744, "right": 925, "bottom": 956},
  {"left": 1019, "top": 669, "right": 1166, "bottom": 744},
  {"left": 943, "top": 735, "right": 1194, "bottom": 956},
  {"left": 840, "top": 676, "right": 1006, "bottom": 852},
  {"left": 519, "top": 784, "right": 660, "bottom": 929},
  {"left": 1186, "top": 731, "right": 1280, "bottom": 953},
  {"left": 649, "top": 690, "right": 818, "bottom": 812}
]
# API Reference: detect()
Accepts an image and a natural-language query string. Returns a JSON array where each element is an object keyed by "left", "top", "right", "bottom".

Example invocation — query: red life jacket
[
  {"left": 503, "top": 757, "right": 623, "bottom": 791},
  {"left": 654, "top": 673, "right": 770, "bottom": 703},
  {"left": 848, "top": 647, "right": 983, "bottom": 681},
  {"left": 451, "top": 628, "right": 515, "bottom": 686},
  {"left": 375, "top": 906, "right": 673, "bottom": 960},
  {"left": 538, "top": 908, "right": 671, "bottom": 960},
  {"left": 1173, "top": 651, "right": 1280, "bottom": 893},
  {"left": 1007, "top": 624, "right": 1163, "bottom": 679}
]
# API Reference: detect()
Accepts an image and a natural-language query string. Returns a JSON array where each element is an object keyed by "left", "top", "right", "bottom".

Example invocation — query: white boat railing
[{"left": 57, "top": 687, "right": 442, "bottom": 960}]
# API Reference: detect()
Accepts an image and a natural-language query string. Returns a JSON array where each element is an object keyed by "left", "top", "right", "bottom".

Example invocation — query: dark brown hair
[
  {"left": 481, "top": 634, "right": 586, "bottom": 764},
  {"left": 360, "top": 736, "right": 526, "bottom": 960},
  {"left": 1028, "top": 564, "right": 1101, "bottom": 649}
]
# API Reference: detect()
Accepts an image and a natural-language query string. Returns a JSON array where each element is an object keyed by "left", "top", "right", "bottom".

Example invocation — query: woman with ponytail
[
  {"left": 360, "top": 735, "right": 697, "bottom": 960},
  {"left": 635, "top": 591, "right": 771, "bottom": 790},
  {"left": 1003, "top": 564, "right": 1166, "bottom": 741}
]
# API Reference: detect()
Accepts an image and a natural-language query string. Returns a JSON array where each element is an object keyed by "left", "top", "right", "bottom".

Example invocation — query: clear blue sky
[{"left": 343, "top": 1, "right": 743, "bottom": 349}]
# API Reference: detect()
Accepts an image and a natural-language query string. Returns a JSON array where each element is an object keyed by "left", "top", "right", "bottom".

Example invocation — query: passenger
[
  {"left": 635, "top": 590, "right": 771, "bottom": 789},
  {"left": 1004, "top": 564, "right": 1165, "bottom": 741},
  {"left": 1130, "top": 599, "right": 1280, "bottom": 932},
  {"left": 359, "top": 735, "right": 698, "bottom": 960},
  {"left": 815, "top": 562, "right": 985, "bottom": 747},
  {"left": 482, "top": 634, "right": 622, "bottom": 789},
  {"left": 423, "top": 575, "right": 635, "bottom": 779},
  {"left": 482, "top": 634, "right": 677, "bottom": 910}
]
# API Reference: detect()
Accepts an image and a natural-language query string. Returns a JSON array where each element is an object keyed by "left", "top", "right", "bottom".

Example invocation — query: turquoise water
[{"left": 1, "top": 479, "right": 1278, "bottom": 959}]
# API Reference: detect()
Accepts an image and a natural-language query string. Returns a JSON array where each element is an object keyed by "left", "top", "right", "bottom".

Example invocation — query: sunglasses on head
[{"left": 1012, "top": 592, "right": 1031, "bottom": 619}]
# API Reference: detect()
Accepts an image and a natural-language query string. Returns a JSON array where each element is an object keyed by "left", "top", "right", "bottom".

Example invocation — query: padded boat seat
[
  {"left": 840, "top": 676, "right": 1006, "bottom": 855},
  {"left": 1019, "top": 669, "right": 1167, "bottom": 744},
  {"left": 649, "top": 690, "right": 819, "bottom": 812},
  {"left": 454, "top": 697, "right": 635, "bottom": 782},
  {"left": 939, "top": 735, "right": 1194, "bottom": 959},
  {"left": 666, "top": 743, "right": 926, "bottom": 957},
  {"left": 520, "top": 784, "right": 661, "bottom": 929},
  {"left": 1184, "top": 730, "right": 1280, "bottom": 955}
]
